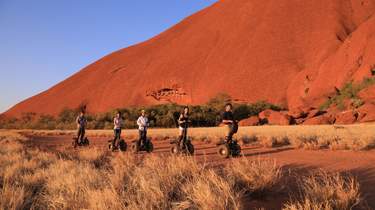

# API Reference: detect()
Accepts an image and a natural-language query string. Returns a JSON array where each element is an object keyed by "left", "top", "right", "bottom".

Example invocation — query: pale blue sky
[{"left": 0, "top": 0, "right": 217, "bottom": 113}]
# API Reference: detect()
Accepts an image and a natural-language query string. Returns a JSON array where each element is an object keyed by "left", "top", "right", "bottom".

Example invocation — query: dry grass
[
  {"left": 284, "top": 171, "right": 361, "bottom": 210},
  {"left": 0, "top": 131, "right": 285, "bottom": 210},
  {"left": 0, "top": 130, "right": 370, "bottom": 209},
  {"left": 13, "top": 123, "right": 375, "bottom": 151},
  {"left": 225, "top": 158, "right": 282, "bottom": 194},
  {"left": 258, "top": 136, "right": 290, "bottom": 148}
]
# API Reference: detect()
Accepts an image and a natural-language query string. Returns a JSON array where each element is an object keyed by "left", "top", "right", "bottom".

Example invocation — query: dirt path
[{"left": 27, "top": 135, "right": 375, "bottom": 209}]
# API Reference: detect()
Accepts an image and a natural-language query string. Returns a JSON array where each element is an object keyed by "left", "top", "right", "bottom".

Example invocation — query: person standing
[
  {"left": 137, "top": 110, "right": 149, "bottom": 147},
  {"left": 75, "top": 110, "right": 87, "bottom": 144},
  {"left": 177, "top": 106, "right": 190, "bottom": 148},
  {"left": 222, "top": 103, "right": 236, "bottom": 142},
  {"left": 112, "top": 111, "right": 123, "bottom": 150}
]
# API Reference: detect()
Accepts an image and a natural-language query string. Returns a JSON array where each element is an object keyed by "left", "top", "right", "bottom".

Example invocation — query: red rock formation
[
  {"left": 303, "top": 116, "right": 329, "bottom": 125},
  {"left": 239, "top": 116, "right": 259, "bottom": 126},
  {"left": 335, "top": 110, "right": 358, "bottom": 124},
  {"left": 358, "top": 86, "right": 375, "bottom": 102},
  {"left": 259, "top": 109, "right": 290, "bottom": 125},
  {"left": 358, "top": 103, "right": 375, "bottom": 122},
  {"left": 3, "top": 0, "right": 375, "bottom": 121}
]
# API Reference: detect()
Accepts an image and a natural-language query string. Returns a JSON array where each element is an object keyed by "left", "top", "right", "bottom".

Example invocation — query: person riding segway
[
  {"left": 72, "top": 110, "right": 89, "bottom": 148},
  {"left": 170, "top": 106, "right": 194, "bottom": 155},
  {"left": 108, "top": 111, "right": 127, "bottom": 151},
  {"left": 130, "top": 110, "right": 153, "bottom": 153},
  {"left": 217, "top": 103, "right": 241, "bottom": 158}
]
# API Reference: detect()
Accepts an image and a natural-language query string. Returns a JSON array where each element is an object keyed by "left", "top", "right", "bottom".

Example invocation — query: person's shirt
[
  {"left": 137, "top": 116, "right": 149, "bottom": 131},
  {"left": 114, "top": 117, "right": 122, "bottom": 130},
  {"left": 76, "top": 115, "right": 87, "bottom": 128},
  {"left": 222, "top": 111, "right": 234, "bottom": 124},
  {"left": 178, "top": 114, "right": 189, "bottom": 128}
]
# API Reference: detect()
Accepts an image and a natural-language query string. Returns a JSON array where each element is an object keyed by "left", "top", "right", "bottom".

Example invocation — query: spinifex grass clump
[
  {"left": 259, "top": 136, "right": 290, "bottom": 148},
  {"left": 284, "top": 171, "right": 361, "bottom": 210},
  {"left": 225, "top": 158, "right": 282, "bottom": 194}
]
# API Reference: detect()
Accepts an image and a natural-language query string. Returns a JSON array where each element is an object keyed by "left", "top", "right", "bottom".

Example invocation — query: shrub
[
  {"left": 2, "top": 94, "right": 280, "bottom": 130},
  {"left": 320, "top": 77, "right": 375, "bottom": 111}
]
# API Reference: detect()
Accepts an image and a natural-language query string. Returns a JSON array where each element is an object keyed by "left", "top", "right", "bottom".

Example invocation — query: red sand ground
[
  {"left": 27, "top": 135, "right": 375, "bottom": 209},
  {"left": 4, "top": 0, "right": 375, "bottom": 118}
]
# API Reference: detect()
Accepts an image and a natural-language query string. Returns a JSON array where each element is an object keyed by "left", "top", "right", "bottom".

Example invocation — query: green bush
[
  {"left": 320, "top": 77, "right": 375, "bottom": 111},
  {"left": 0, "top": 94, "right": 281, "bottom": 130}
]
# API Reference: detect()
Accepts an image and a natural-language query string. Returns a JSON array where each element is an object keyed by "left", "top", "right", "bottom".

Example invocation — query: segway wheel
[
  {"left": 146, "top": 141, "right": 154, "bottom": 153},
  {"left": 217, "top": 144, "right": 230, "bottom": 158},
  {"left": 170, "top": 144, "right": 180, "bottom": 154},
  {"left": 233, "top": 144, "right": 241, "bottom": 157},
  {"left": 119, "top": 139, "right": 127, "bottom": 152},
  {"left": 83, "top": 137, "right": 90, "bottom": 146},
  {"left": 186, "top": 142, "right": 195, "bottom": 155},
  {"left": 72, "top": 138, "right": 78, "bottom": 148},
  {"left": 230, "top": 141, "right": 241, "bottom": 157},
  {"left": 130, "top": 141, "right": 139, "bottom": 153}
]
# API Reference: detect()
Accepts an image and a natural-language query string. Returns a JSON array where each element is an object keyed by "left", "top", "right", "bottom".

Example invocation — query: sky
[{"left": 0, "top": 0, "right": 217, "bottom": 113}]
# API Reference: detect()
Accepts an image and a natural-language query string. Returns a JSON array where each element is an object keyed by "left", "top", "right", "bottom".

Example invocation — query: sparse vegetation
[
  {"left": 11, "top": 123, "right": 375, "bottom": 151},
  {"left": 226, "top": 158, "right": 282, "bottom": 194},
  {"left": 320, "top": 77, "right": 375, "bottom": 111},
  {"left": 284, "top": 171, "right": 361, "bottom": 210},
  {"left": 0, "top": 131, "right": 283, "bottom": 209},
  {"left": 1, "top": 128, "right": 373, "bottom": 209},
  {"left": 0, "top": 94, "right": 281, "bottom": 130}
]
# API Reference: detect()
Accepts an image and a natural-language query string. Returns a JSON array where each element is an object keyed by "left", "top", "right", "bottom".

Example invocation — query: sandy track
[{"left": 27, "top": 135, "right": 375, "bottom": 209}]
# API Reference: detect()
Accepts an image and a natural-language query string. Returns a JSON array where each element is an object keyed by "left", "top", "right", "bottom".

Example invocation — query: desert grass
[
  {"left": 0, "top": 131, "right": 284, "bottom": 210},
  {"left": 225, "top": 158, "right": 282, "bottom": 194},
  {"left": 283, "top": 171, "right": 361, "bottom": 210},
  {"left": 0, "top": 130, "right": 370, "bottom": 209},
  {"left": 12, "top": 123, "right": 375, "bottom": 151}
]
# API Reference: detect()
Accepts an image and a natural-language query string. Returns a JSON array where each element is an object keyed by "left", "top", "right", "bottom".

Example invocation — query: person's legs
[
  {"left": 182, "top": 128, "right": 188, "bottom": 147},
  {"left": 142, "top": 130, "right": 147, "bottom": 146},
  {"left": 138, "top": 130, "right": 143, "bottom": 147},
  {"left": 112, "top": 129, "right": 118, "bottom": 149},
  {"left": 81, "top": 128, "right": 86, "bottom": 143},
  {"left": 116, "top": 129, "right": 121, "bottom": 147},
  {"left": 76, "top": 128, "right": 82, "bottom": 144},
  {"left": 77, "top": 127, "right": 85, "bottom": 144},
  {"left": 225, "top": 125, "right": 233, "bottom": 143},
  {"left": 178, "top": 127, "right": 184, "bottom": 146}
]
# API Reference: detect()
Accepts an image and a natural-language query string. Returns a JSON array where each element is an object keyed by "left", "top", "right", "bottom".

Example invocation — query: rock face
[
  {"left": 335, "top": 111, "right": 358, "bottom": 124},
  {"left": 358, "top": 86, "right": 375, "bottom": 102},
  {"left": 3, "top": 0, "right": 375, "bottom": 120},
  {"left": 239, "top": 116, "right": 259, "bottom": 126},
  {"left": 259, "top": 109, "right": 291, "bottom": 125},
  {"left": 303, "top": 115, "right": 332, "bottom": 125},
  {"left": 357, "top": 103, "right": 375, "bottom": 122}
]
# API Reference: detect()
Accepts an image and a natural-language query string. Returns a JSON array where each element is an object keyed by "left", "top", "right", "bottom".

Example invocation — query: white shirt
[
  {"left": 137, "top": 116, "right": 149, "bottom": 131},
  {"left": 114, "top": 117, "right": 122, "bottom": 129}
]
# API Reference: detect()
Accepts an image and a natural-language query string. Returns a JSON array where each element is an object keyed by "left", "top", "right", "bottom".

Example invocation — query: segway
[
  {"left": 108, "top": 138, "right": 127, "bottom": 152},
  {"left": 216, "top": 122, "right": 241, "bottom": 158},
  {"left": 217, "top": 139, "right": 241, "bottom": 158},
  {"left": 130, "top": 138, "right": 154, "bottom": 153},
  {"left": 170, "top": 137, "right": 194, "bottom": 155},
  {"left": 72, "top": 137, "right": 90, "bottom": 148}
]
